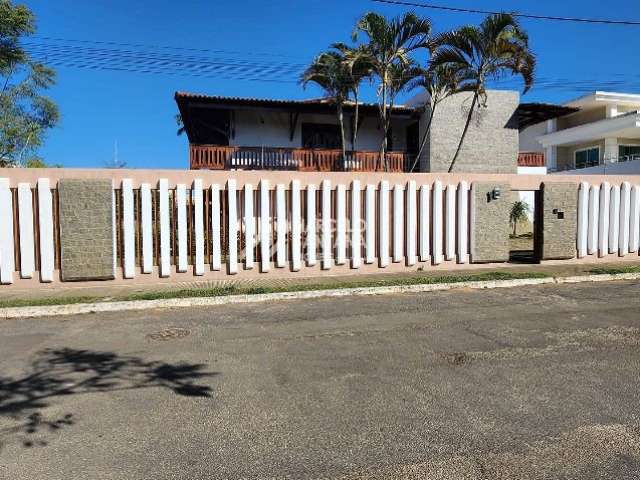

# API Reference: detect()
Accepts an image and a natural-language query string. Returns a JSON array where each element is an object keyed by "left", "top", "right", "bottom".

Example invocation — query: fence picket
[
  {"left": 587, "top": 185, "right": 599, "bottom": 255},
  {"left": 379, "top": 181, "right": 390, "bottom": 267},
  {"left": 321, "top": 180, "right": 332, "bottom": 270},
  {"left": 211, "top": 184, "right": 222, "bottom": 271},
  {"left": 445, "top": 184, "right": 456, "bottom": 262},
  {"left": 244, "top": 183, "right": 254, "bottom": 269},
  {"left": 419, "top": 184, "right": 430, "bottom": 262},
  {"left": 0, "top": 179, "right": 14, "bottom": 284},
  {"left": 17, "top": 183, "right": 34, "bottom": 279},
  {"left": 336, "top": 184, "right": 346, "bottom": 265},
  {"left": 260, "top": 180, "right": 270, "bottom": 272},
  {"left": 432, "top": 181, "right": 443, "bottom": 265},
  {"left": 37, "top": 178, "right": 54, "bottom": 282},
  {"left": 365, "top": 184, "right": 375, "bottom": 264},
  {"left": 227, "top": 179, "right": 238, "bottom": 274},
  {"left": 291, "top": 180, "right": 301, "bottom": 271},
  {"left": 140, "top": 184, "right": 153, "bottom": 274},
  {"left": 351, "top": 180, "right": 361, "bottom": 269},
  {"left": 406, "top": 181, "right": 417, "bottom": 266},
  {"left": 619, "top": 182, "right": 631, "bottom": 256},
  {"left": 306, "top": 184, "right": 316, "bottom": 267},
  {"left": 122, "top": 179, "right": 135, "bottom": 278},
  {"left": 457, "top": 181, "right": 469, "bottom": 264},
  {"left": 276, "top": 184, "right": 286, "bottom": 268},
  {"left": 630, "top": 185, "right": 640, "bottom": 253},
  {"left": 609, "top": 185, "right": 620, "bottom": 254},
  {"left": 193, "top": 179, "right": 205, "bottom": 275},
  {"left": 598, "top": 182, "right": 610, "bottom": 257}
]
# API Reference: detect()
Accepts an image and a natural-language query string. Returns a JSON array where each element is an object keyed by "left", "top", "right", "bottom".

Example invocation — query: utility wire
[{"left": 371, "top": 0, "right": 640, "bottom": 26}]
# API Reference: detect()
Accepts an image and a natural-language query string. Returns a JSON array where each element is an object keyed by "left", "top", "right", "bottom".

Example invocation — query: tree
[
  {"left": 0, "top": 0, "right": 59, "bottom": 167},
  {"left": 352, "top": 12, "right": 431, "bottom": 170},
  {"left": 510, "top": 200, "right": 530, "bottom": 236},
  {"left": 430, "top": 13, "right": 535, "bottom": 173},
  {"left": 330, "top": 43, "right": 373, "bottom": 151},
  {"left": 407, "top": 65, "right": 464, "bottom": 172},
  {"left": 301, "top": 50, "right": 351, "bottom": 167}
]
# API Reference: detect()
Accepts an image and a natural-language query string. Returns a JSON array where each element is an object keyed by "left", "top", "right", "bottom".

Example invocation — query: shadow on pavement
[{"left": 0, "top": 348, "right": 217, "bottom": 452}]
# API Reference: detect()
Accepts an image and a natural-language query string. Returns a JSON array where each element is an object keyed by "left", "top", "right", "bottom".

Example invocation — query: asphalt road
[{"left": 1, "top": 280, "right": 640, "bottom": 479}]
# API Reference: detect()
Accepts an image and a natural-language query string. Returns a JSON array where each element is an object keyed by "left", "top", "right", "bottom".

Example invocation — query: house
[
  {"left": 519, "top": 91, "right": 640, "bottom": 173},
  {"left": 176, "top": 89, "right": 562, "bottom": 173}
]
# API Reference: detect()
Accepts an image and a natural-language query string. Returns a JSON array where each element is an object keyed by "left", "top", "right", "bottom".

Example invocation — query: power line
[{"left": 371, "top": 0, "right": 640, "bottom": 26}]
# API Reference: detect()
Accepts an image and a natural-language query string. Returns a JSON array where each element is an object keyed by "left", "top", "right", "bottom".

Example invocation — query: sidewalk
[{"left": 2, "top": 260, "right": 639, "bottom": 306}]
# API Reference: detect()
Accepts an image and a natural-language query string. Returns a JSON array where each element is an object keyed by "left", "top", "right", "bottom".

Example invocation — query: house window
[
  {"left": 574, "top": 147, "right": 599, "bottom": 169},
  {"left": 619, "top": 145, "right": 640, "bottom": 161},
  {"left": 301, "top": 123, "right": 341, "bottom": 149}
]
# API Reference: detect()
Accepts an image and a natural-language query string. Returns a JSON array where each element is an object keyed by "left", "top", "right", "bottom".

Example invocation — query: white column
[
  {"left": 227, "top": 179, "right": 238, "bottom": 274},
  {"left": 260, "top": 180, "right": 270, "bottom": 272},
  {"left": 306, "top": 184, "right": 316, "bottom": 267},
  {"left": 140, "top": 184, "right": 153, "bottom": 274},
  {"left": 0, "top": 178, "right": 15, "bottom": 284},
  {"left": 210, "top": 184, "right": 222, "bottom": 271},
  {"left": 609, "top": 185, "right": 620, "bottom": 254},
  {"left": 244, "top": 183, "right": 254, "bottom": 269},
  {"left": 604, "top": 137, "right": 618, "bottom": 164},
  {"left": 587, "top": 185, "right": 599, "bottom": 255},
  {"left": 122, "top": 179, "right": 135, "bottom": 278},
  {"left": 445, "top": 184, "right": 456, "bottom": 261},
  {"left": 365, "top": 184, "right": 375, "bottom": 264},
  {"left": 545, "top": 119, "right": 558, "bottom": 171},
  {"left": 619, "top": 181, "right": 631, "bottom": 256},
  {"left": 336, "top": 184, "right": 346, "bottom": 265},
  {"left": 193, "top": 180, "right": 204, "bottom": 276},
  {"left": 457, "top": 181, "right": 469, "bottom": 264},
  {"left": 17, "top": 183, "right": 34, "bottom": 279},
  {"left": 321, "top": 179, "right": 332, "bottom": 269},
  {"left": 379, "top": 180, "right": 390, "bottom": 267},
  {"left": 598, "top": 182, "right": 610, "bottom": 257},
  {"left": 276, "top": 183, "right": 286, "bottom": 268},
  {"left": 577, "top": 182, "right": 589, "bottom": 258},
  {"left": 406, "top": 181, "right": 417, "bottom": 266},
  {"left": 291, "top": 180, "right": 302, "bottom": 271},
  {"left": 392, "top": 184, "right": 403, "bottom": 263},
  {"left": 351, "top": 180, "right": 361, "bottom": 269},
  {"left": 176, "top": 184, "right": 188, "bottom": 273},
  {"left": 419, "top": 184, "right": 430, "bottom": 262},
  {"left": 37, "top": 178, "right": 54, "bottom": 282},
  {"left": 630, "top": 184, "right": 640, "bottom": 253},
  {"left": 432, "top": 180, "right": 443, "bottom": 265},
  {"left": 158, "top": 178, "right": 171, "bottom": 277}
]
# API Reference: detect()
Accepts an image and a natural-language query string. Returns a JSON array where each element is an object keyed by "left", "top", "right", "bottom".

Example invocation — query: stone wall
[
  {"left": 539, "top": 182, "right": 578, "bottom": 260},
  {"left": 425, "top": 90, "right": 520, "bottom": 174},
  {"left": 58, "top": 179, "right": 115, "bottom": 281},
  {"left": 470, "top": 182, "right": 511, "bottom": 263}
]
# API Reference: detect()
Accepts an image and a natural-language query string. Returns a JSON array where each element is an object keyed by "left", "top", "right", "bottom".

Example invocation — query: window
[
  {"left": 574, "top": 147, "right": 599, "bottom": 169},
  {"left": 619, "top": 145, "right": 640, "bottom": 161},
  {"left": 301, "top": 123, "right": 341, "bottom": 149}
]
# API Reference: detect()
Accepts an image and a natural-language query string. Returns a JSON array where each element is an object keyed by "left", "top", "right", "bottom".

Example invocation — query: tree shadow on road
[{"left": 0, "top": 348, "right": 217, "bottom": 452}]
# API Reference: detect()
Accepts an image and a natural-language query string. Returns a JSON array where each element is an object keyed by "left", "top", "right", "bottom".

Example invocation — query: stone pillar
[
  {"left": 538, "top": 182, "right": 578, "bottom": 260},
  {"left": 58, "top": 179, "right": 115, "bottom": 281},
  {"left": 470, "top": 182, "right": 511, "bottom": 263}
]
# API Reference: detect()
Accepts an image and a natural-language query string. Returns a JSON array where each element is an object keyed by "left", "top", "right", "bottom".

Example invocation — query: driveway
[{"left": 1, "top": 280, "right": 639, "bottom": 479}]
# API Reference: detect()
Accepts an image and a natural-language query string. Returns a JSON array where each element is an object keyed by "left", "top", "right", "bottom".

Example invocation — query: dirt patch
[
  {"left": 145, "top": 327, "right": 191, "bottom": 342},
  {"left": 436, "top": 352, "right": 470, "bottom": 366}
]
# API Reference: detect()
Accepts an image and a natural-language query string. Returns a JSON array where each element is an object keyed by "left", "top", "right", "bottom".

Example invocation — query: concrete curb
[{"left": 1, "top": 272, "right": 639, "bottom": 320}]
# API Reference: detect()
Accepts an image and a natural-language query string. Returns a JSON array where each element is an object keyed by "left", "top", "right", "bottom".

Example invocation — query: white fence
[
  {"left": 577, "top": 181, "right": 640, "bottom": 258},
  {"left": 0, "top": 177, "right": 474, "bottom": 284}
]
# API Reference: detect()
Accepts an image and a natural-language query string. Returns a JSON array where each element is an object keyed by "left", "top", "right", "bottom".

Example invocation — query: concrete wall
[
  {"left": 424, "top": 90, "right": 520, "bottom": 174},
  {"left": 539, "top": 183, "right": 578, "bottom": 260},
  {"left": 470, "top": 182, "right": 511, "bottom": 262},
  {"left": 519, "top": 122, "right": 546, "bottom": 153},
  {"left": 557, "top": 107, "right": 607, "bottom": 130}
]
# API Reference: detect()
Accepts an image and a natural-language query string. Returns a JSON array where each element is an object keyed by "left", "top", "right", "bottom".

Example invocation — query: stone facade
[
  {"left": 538, "top": 182, "right": 577, "bottom": 260},
  {"left": 470, "top": 182, "right": 511, "bottom": 263},
  {"left": 420, "top": 90, "right": 519, "bottom": 173},
  {"left": 58, "top": 179, "right": 115, "bottom": 281}
]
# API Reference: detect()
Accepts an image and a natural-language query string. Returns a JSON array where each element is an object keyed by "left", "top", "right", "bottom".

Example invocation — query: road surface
[{"left": 1, "top": 280, "right": 639, "bottom": 479}]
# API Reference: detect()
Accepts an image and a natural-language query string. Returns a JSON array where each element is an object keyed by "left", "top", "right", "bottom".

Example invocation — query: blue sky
[{"left": 25, "top": 0, "right": 640, "bottom": 169}]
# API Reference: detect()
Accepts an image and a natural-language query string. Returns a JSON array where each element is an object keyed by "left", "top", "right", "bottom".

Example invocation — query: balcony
[
  {"left": 190, "top": 145, "right": 416, "bottom": 172},
  {"left": 517, "top": 152, "right": 545, "bottom": 167}
]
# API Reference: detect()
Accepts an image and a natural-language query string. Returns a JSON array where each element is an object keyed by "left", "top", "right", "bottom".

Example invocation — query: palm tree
[
  {"left": 510, "top": 200, "right": 530, "bottom": 236},
  {"left": 331, "top": 43, "right": 373, "bottom": 151},
  {"left": 301, "top": 51, "right": 351, "bottom": 167},
  {"left": 352, "top": 12, "right": 432, "bottom": 170},
  {"left": 430, "top": 13, "right": 535, "bottom": 172},
  {"left": 407, "top": 65, "right": 465, "bottom": 172}
]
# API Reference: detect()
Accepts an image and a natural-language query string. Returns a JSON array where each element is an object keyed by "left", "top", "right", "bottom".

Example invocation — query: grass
[
  {"left": 588, "top": 265, "right": 640, "bottom": 275},
  {"left": 0, "top": 270, "right": 550, "bottom": 309}
]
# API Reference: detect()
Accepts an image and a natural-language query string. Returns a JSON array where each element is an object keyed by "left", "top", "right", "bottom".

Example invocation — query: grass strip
[
  {"left": 588, "top": 265, "right": 640, "bottom": 275},
  {"left": 0, "top": 271, "right": 552, "bottom": 309}
]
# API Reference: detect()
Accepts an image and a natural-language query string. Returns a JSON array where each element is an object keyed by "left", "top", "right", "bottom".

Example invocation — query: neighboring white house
[{"left": 520, "top": 91, "right": 640, "bottom": 173}]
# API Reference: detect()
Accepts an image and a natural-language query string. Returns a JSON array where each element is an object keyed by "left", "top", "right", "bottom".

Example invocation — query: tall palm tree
[
  {"left": 430, "top": 13, "right": 535, "bottom": 172},
  {"left": 301, "top": 51, "right": 352, "bottom": 167},
  {"left": 352, "top": 12, "right": 432, "bottom": 170},
  {"left": 331, "top": 43, "right": 373, "bottom": 151},
  {"left": 407, "top": 65, "right": 466, "bottom": 172}
]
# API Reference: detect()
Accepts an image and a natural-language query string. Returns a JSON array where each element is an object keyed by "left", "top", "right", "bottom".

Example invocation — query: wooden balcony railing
[
  {"left": 518, "top": 152, "right": 545, "bottom": 167},
  {"left": 190, "top": 145, "right": 415, "bottom": 172}
]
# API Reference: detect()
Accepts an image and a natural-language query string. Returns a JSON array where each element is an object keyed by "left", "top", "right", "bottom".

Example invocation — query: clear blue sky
[{"left": 26, "top": 0, "right": 640, "bottom": 169}]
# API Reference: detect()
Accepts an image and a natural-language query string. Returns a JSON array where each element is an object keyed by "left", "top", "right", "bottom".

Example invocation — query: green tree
[
  {"left": 301, "top": 50, "right": 352, "bottom": 166},
  {"left": 430, "top": 13, "right": 535, "bottom": 172},
  {"left": 510, "top": 200, "right": 530, "bottom": 236},
  {"left": 0, "top": 0, "right": 59, "bottom": 167},
  {"left": 352, "top": 12, "right": 431, "bottom": 170}
]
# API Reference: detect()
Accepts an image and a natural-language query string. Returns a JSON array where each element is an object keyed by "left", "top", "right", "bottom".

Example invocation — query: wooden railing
[
  {"left": 190, "top": 145, "right": 415, "bottom": 172},
  {"left": 518, "top": 152, "right": 545, "bottom": 167}
]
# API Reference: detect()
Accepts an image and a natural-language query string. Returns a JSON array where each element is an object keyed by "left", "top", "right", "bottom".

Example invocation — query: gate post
[
  {"left": 538, "top": 182, "right": 578, "bottom": 260},
  {"left": 470, "top": 182, "right": 511, "bottom": 263}
]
